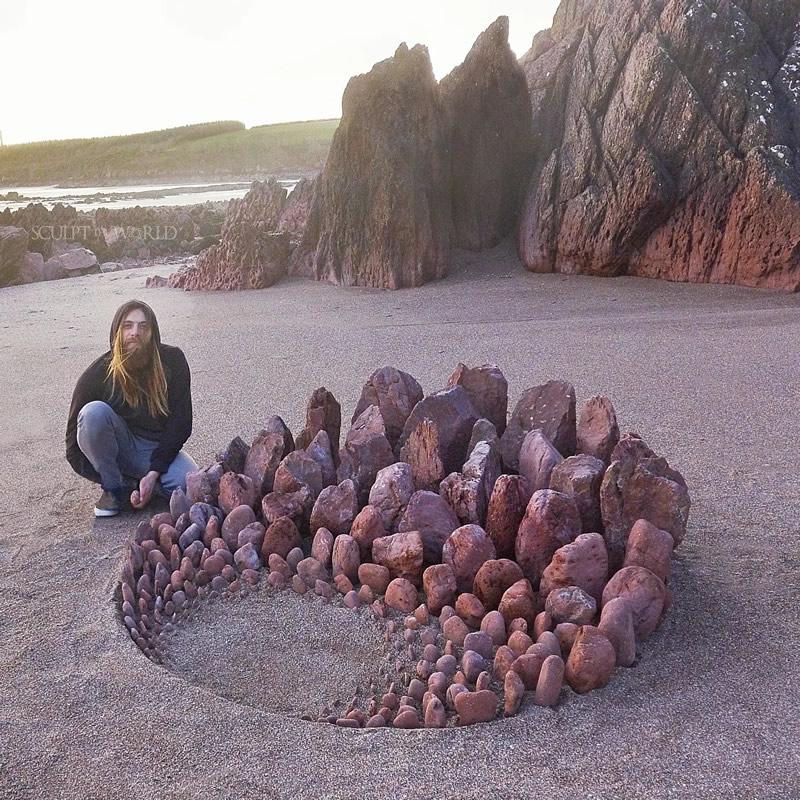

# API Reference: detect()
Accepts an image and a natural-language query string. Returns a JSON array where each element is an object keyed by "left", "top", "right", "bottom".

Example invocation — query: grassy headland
[{"left": 0, "top": 119, "right": 339, "bottom": 186}]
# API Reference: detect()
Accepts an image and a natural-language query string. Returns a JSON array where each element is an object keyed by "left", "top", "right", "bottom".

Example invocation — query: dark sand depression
[{"left": 1, "top": 241, "right": 798, "bottom": 799}]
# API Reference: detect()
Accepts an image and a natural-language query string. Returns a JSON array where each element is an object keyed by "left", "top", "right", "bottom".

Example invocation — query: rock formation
[
  {"left": 290, "top": 43, "right": 452, "bottom": 289},
  {"left": 519, "top": 0, "right": 800, "bottom": 291},
  {"left": 169, "top": 179, "right": 290, "bottom": 290},
  {"left": 440, "top": 16, "right": 533, "bottom": 251}
]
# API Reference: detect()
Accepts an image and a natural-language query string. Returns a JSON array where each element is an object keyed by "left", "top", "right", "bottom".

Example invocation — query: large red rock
[
  {"left": 577, "top": 395, "right": 620, "bottom": 464},
  {"left": 472, "top": 559, "right": 525, "bottom": 611},
  {"left": 337, "top": 405, "right": 394, "bottom": 504},
  {"left": 623, "top": 518, "right": 674, "bottom": 583},
  {"left": 273, "top": 451, "right": 323, "bottom": 499},
  {"left": 515, "top": 489, "right": 582, "bottom": 589},
  {"left": 544, "top": 586, "right": 597, "bottom": 626},
  {"left": 398, "top": 418, "right": 446, "bottom": 492},
  {"left": 368, "top": 462, "right": 415, "bottom": 533},
  {"left": 501, "top": 380, "right": 577, "bottom": 470},
  {"left": 598, "top": 596, "right": 636, "bottom": 667},
  {"left": 601, "top": 566, "right": 666, "bottom": 641},
  {"left": 290, "top": 43, "right": 451, "bottom": 288},
  {"left": 243, "top": 432, "right": 287, "bottom": 497},
  {"left": 261, "top": 487, "right": 311, "bottom": 531},
  {"left": 455, "top": 689, "right": 498, "bottom": 725},
  {"left": 350, "top": 504, "right": 388, "bottom": 559},
  {"left": 518, "top": 429, "right": 563, "bottom": 492},
  {"left": 372, "top": 531, "right": 425, "bottom": 586},
  {"left": 442, "top": 524, "right": 497, "bottom": 594},
  {"left": 485, "top": 475, "right": 530, "bottom": 559},
  {"left": 565, "top": 625, "right": 617, "bottom": 693},
  {"left": 331, "top": 534, "right": 360, "bottom": 584},
  {"left": 539, "top": 532, "right": 608, "bottom": 604},
  {"left": 351, "top": 366, "right": 424, "bottom": 449},
  {"left": 217, "top": 472, "right": 258, "bottom": 515},
  {"left": 168, "top": 179, "right": 290, "bottom": 290},
  {"left": 600, "top": 456, "right": 690, "bottom": 571},
  {"left": 295, "top": 388, "right": 341, "bottom": 464},
  {"left": 397, "top": 386, "right": 480, "bottom": 476},
  {"left": 549, "top": 454, "right": 605, "bottom": 534},
  {"left": 446, "top": 363, "right": 508, "bottom": 435},
  {"left": 261, "top": 517, "right": 302, "bottom": 561},
  {"left": 422, "top": 564, "right": 458, "bottom": 615},
  {"left": 305, "top": 430, "right": 337, "bottom": 488},
  {"left": 398, "top": 490, "right": 460, "bottom": 564},
  {"left": 309, "top": 480, "right": 359, "bottom": 537},
  {"left": 498, "top": 578, "right": 538, "bottom": 629},
  {"left": 517, "top": 0, "right": 800, "bottom": 292},
  {"left": 438, "top": 439, "right": 501, "bottom": 527}
]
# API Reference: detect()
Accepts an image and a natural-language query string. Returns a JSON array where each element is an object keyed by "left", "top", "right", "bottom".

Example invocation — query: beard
[{"left": 122, "top": 340, "right": 152, "bottom": 373}]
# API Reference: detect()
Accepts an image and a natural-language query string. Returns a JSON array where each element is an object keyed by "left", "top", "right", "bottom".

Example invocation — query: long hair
[{"left": 106, "top": 300, "right": 169, "bottom": 418}]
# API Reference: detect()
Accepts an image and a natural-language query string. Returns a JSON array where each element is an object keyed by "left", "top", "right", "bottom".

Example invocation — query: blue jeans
[{"left": 76, "top": 400, "right": 197, "bottom": 495}]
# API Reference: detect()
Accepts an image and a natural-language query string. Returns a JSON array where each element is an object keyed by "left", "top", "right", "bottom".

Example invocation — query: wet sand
[{"left": 0, "top": 241, "right": 798, "bottom": 799}]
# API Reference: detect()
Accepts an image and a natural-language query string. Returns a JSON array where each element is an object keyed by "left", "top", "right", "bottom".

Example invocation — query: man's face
[{"left": 121, "top": 308, "right": 152, "bottom": 367}]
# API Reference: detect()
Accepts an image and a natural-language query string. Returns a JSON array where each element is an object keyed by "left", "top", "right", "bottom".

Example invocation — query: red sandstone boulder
[
  {"left": 518, "top": 429, "right": 564, "bottom": 492},
  {"left": 565, "top": 625, "right": 617, "bottom": 693},
  {"left": 600, "top": 456, "right": 690, "bottom": 571},
  {"left": 442, "top": 524, "right": 497, "bottom": 594},
  {"left": 290, "top": 43, "right": 451, "bottom": 289},
  {"left": 396, "top": 386, "right": 480, "bottom": 476},
  {"left": 623, "top": 518, "right": 674, "bottom": 582},
  {"left": 350, "top": 505, "right": 389, "bottom": 559},
  {"left": 273, "top": 451, "right": 323, "bottom": 499},
  {"left": 485, "top": 474, "right": 530, "bottom": 559},
  {"left": 539, "top": 532, "right": 609, "bottom": 604},
  {"left": 216, "top": 436, "right": 250, "bottom": 475},
  {"left": 549, "top": 454, "right": 605, "bottom": 534},
  {"left": 305, "top": 430, "right": 337, "bottom": 488},
  {"left": 577, "top": 395, "right": 620, "bottom": 464},
  {"left": 515, "top": 489, "right": 582, "bottom": 589},
  {"left": 185, "top": 463, "right": 223, "bottom": 505},
  {"left": 534, "top": 654, "right": 565, "bottom": 707},
  {"left": 455, "top": 593, "right": 485, "bottom": 629},
  {"left": 337, "top": 405, "right": 395, "bottom": 504},
  {"left": 331, "top": 534, "right": 360, "bottom": 584},
  {"left": 309, "top": 479, "right": 359, "bottom": 537},
  {"left": 220, "top": 505, "right": 256, "bottom": 551},
  {"left": 601, "top": 566, "right": 666, "bottom": 641},
  {"left": 385, "top": 578, "right": 419, "bottom": 613},
  {"left": 446, "top": 363, "right": 509, "bottom": 435},
  {"left": 422, "top": 564, "right": 458, "bottom": 614},
  {"left": 398, "top": 418, "right": 447, "bottom": 491},
  {"left": 398, "top": 490, "right": 460, "bottom": 564},
  {"left": 501, "top": 380, "right": 577, "bottom": 470},
  {"left": 372, "top": 531, "right": 424, "bottom": 586},
  {"left": 598, "top": 596, "right": 636, "bottom": 667},
  {"left": 261, "top": 488, "right": 310, "bottom": 531},
  {"left": 244, "top": 432, "right": 286, "bottom": 497},
  {"left": 544, "top": 586, "right": 597, "bottom": 626},
  {"left": 439, "top": 439, "right": 502, "bottom": 527},
  {"left": 351, "top": 366, "right": 424, "bottom": 449},
  {"left": 368, "top": 462, "right": 415, "bottom": 532},
  {"left": 295, "top": 387, "right": 341, "bottom": 463},
  {"left": 498, "top": 578, "right": 538, "bottom": 629},
  {"left": 472, "top": 559, "right": 525, "bottom": 611},
  {"left": 358, "top": 563, "right": 392, "bottom": 595},
  {"left": 455, "top": 689, "right": 498, "bottom": 725}
]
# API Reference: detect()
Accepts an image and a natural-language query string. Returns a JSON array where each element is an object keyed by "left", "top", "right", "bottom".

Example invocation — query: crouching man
[{"left": 66, "top": 299, "right": 198, "bottom": 517}]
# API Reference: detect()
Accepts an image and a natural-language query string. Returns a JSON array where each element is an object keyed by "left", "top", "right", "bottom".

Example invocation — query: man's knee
[{"left": 77, "top": 401, "right": 114, "bottom": 431}]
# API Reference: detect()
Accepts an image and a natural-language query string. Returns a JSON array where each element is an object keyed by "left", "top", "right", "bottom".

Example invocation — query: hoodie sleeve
[
  {"left": 65, "top": 359, "right": 105, "bottom": 483},
  {"left": 149, "top": 346, "right": 193, "bottom": 475}
]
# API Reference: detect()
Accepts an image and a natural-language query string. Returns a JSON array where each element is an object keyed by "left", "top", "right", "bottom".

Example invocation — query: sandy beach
[{"left": 1, "top": 241, "right": 798, "bottom": 800}]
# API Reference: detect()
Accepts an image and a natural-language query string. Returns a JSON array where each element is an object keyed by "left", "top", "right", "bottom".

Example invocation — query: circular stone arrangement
[{"left": 118, "top": 364, "right": 691, "bottom": 728}]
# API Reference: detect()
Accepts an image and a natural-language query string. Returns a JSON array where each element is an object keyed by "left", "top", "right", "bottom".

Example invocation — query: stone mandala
[{"left": 118, "top": 364, "right": 690, "bottom": 728}]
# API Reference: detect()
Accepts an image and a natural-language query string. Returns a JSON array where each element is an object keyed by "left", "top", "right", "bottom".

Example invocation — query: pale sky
[{"left": 0, "top": 0, "right": 560, "bottom": 145}]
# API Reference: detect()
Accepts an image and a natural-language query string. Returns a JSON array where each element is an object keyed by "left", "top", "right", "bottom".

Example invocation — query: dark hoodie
[{"left": 65, "top": 305, "right": 192, "bottom": 482}]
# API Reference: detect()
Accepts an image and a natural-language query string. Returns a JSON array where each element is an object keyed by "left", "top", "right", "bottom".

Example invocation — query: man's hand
[{"left": 131, "top": 470, "right": 161, "bottom": 509}]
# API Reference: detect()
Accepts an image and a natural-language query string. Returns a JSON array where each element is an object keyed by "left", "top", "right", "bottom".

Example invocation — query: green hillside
[{"left": 0, "top": 119, "right": 339, "bottom": 186}]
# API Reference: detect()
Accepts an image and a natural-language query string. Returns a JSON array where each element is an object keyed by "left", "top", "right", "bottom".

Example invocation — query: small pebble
[
  {"left": 344, "top": 590, "right": 360, "bottom": 609},
  {"left": 428, "top": 671, "right": 448, "bottom": 696},
  {"left": 404, "top": 629, "right": 416, "bottom": 644},
  {"left": 534, "top": 611, "right": 553, "bottom": 639},
  {"left": 435, "top": 654, "right": 457, "bottom": 677},
  {"left": 480, "top": 610, "right": 507, "bottom": 646},
  {"left": 423, "top": 644, "right": 440, "bottom": 662},
  {"left": 336, "top": 718, "right": 360, "bottom": 728},
  {"left": 446, "top": 682, "right": 469, "bottom": 710},
  {"left": 509, "top": 617, "right": 528, "bottom": 635},
  {"left": 461, "top": 650, "right": 486, "bottom": 683},
  {"left": 393, "top": 710, "right": 420, "bottom": 729},
  {"left": 358, "top": 584, "right": 374, "bottom": 604},
  {"left": 291, "top": 575, "right": 307, "bottom": 594},
  {"left": 416, "top": 660, "right": 433, "bottom": 680},
  {"left": 504, "top": 670, "right": 525, "bottom": 716},
  {"left": 508, "top": 630, "right": 534, "bottom": 657},
  {"left": 268, "top": 571, "right": 286, "bottom": 589},
  {"left": 424, "top": 696, "right": 446, "bottom": 728},
  {"left": 463, "top": 631, "right": 493, "bottom": 660},
  {"left": 439, "top": 605, "right": 456, "bottom": 624},
  {"left": 419, "top": 628, "right": 437, "bottom": 646},
  {"left": 404, "top": 616, "right": 420, "bottom": 630},
  {"left": 408, "top": 679, "right": 426, "bottom": 701},
  {"left": 366, "top": 714, "right": 386, "bottom": 728},
  {"left": 475, "top": 671, "right": 492, "bottom": 691},
  {"left": 381, "top": 692, "right": 398, "bottom": 710}
]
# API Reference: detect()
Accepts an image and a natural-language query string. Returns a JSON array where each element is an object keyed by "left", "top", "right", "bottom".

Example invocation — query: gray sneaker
[{"left": 94, "top": 489, "right": 122, "bottom": 517}]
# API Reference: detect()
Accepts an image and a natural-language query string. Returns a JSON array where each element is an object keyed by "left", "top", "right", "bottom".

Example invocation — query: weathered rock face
[
  {"left": 0, "top": 226, "right": 29, "bottom": 287},
  {"left": 291, "top": 43, "right": 451, "bottom": 289},
  {"left": 169, "top": 179, "right": 290, "bottom": 290},
  {"left": 440, "top": 16, "right": 533, "bottom": 251},
  {"left": 519, "top": 0, "right": 800, "bottom": 292},
  {"left": 446, "top": 364, "right": 508, "bottom": 436}
]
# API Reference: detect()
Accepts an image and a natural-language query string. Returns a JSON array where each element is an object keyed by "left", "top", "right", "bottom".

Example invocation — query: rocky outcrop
[
  {"left": 440, "top": 17, "right": 533, "bottom": 251},
  {"left": 518, "top": 0, "right": 800, "bottom": 291},
  {"left": 0, "top": 226, "right": 29, "bottom": 287},
  {"left": 169, "top": 179, "right": 290, "bottom": 290},
  {"left": 290, "top": 44, "right": 451, "bottom": 289}
]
